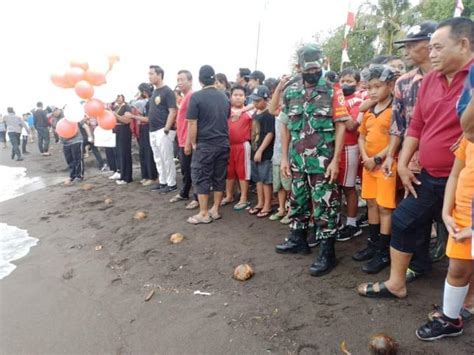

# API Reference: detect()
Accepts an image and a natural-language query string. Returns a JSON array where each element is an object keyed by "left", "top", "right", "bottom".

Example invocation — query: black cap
[
  {"left": 394, "top": 21, "right": 438, "bottom": 45},
  {"left": 199, "top": 65, "right": 215, "bottom": 81},
  {"left": 248, "top": 70, "right": 265, "bottom": 83},
  {"left": 239, "top": 68, "right": 251, "bottom": 78},
  {"left": 138, "top": 82, "right": 154, "bottom": 95},
  {"left": 249, "top": 85, "right": 270, "bottom": 101}
]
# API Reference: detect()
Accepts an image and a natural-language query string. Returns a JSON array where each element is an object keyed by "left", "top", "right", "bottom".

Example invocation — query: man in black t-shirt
[
  {"left": 147, "top": 65, "right": 178, "bottom": 193},
  {"left": 33, "top": 102, "right": 51, "bottom": 156},
  {"left": 185, "top": 65, "right": 230, "bottom": 224}
]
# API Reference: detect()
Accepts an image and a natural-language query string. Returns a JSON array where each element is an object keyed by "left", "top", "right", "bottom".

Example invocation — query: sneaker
[
  {"left": 416, "top": 316, "right": 463, "bottom": 341},
  {"left": 336, "top": 225, "right": 362, "bottom": 242},
  {"left": 170, "top": 194, "right": 188, "bottom": 203},
  {"left": 352, "top": 244, "right": 377, "bottom": 261},
  {"left": 361, "top": 249, "right": 390, "bottom": 274},
  {"left": 116, "top": 180, "right": 128, "bottom": 185},
  {"left": 140, "top": 179, "right": 147, "bottom": 184},
  {"left": 109, "top": 172, "right": 121, "bottom": 180},
  {"left": 280, "top": 215, "right": 291, "bottom": 225},
  {"left": 16, "top": 157, "right": 24, "bottom": 161},
  {"left": 151, "top": 184, "right": 167, "bottom": 192},
  {"left": 306, "top": 233, "right": 320, "bottom": 248},
  {"left": 357, "top": 213, "right": 369, "bottom": 228},
  {"left": 159, "top": 185, "right": 178, "bottom": 194},
  {"left": 142, "top": 179, "right": 155, "bottom": 186},
  {"left": 100, "top": 164, "right": 109, "bottom": 172},
  {"left": 406, "top": 267, "right": 424, "bottom": 283}
]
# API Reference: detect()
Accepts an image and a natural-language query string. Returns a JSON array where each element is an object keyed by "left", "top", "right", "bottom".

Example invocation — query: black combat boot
[
  {"left": 309, "top": 238, "right": 336, "bottom": 277},
  {"left": 275, "top": 229, "right": 310, "bottom": 255}
]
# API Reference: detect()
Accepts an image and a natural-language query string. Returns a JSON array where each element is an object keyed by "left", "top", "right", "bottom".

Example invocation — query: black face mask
[
  {"left": 302, "top": 71, "right": 322, "bottom": 85},
  {"left": 341, "top": 84, "right": 357, "bottom": 97}
]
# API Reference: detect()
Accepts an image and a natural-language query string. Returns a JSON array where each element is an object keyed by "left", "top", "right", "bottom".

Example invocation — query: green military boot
[{"left": 275, "top": 229, "right": 310, "bottom": 255}]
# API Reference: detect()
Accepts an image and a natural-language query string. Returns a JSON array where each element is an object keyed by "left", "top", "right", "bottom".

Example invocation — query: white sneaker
[
  {"left": 109, "top": 172, "right": 121, "bottom": 180},
  {"left": 140, "top": 179, "right": 146, "bottom": 184},
  {"left": 116, "top": 180, "right": 128, "bottom": 185}
]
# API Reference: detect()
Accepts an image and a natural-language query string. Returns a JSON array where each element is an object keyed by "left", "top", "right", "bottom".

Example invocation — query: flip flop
[
  {"left": 233, "top": 201, "right": 250, "bottom": 211},
  {"left": 257, "top": 210, "right": 272, "bottom": 218},
  {"left": 186, "top": 214, "right": 213, "bottom": 225},
  {"left": 185, "top": 200, "right": 199, "bottom": 210},
  {"left": 357, "top": 282, "right": 406, "bottom": 299},
  {"left": 248, "top": 207, "right": 262, "bottom": 215},
  {"left": 269, "top": 212, "right": 284, "bottom": 221},
  {"left": 209, "top": 212, "right": 222, "bottom": 220},
  {"left": 220, "top": 199, "right": 234, "bottom": 207}
]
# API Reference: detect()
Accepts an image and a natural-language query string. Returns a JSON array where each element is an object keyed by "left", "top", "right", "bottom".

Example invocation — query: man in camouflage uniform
[{"left": 275, "top": 44, "right": 350, "bottom": 276}]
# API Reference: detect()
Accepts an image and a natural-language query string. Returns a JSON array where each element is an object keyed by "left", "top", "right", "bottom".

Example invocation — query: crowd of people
[{"left": 2, "top": 16, "right": 473, "bottom": 344}]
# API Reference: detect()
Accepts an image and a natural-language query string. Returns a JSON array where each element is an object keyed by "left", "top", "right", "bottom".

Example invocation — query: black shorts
[{"left": 191, "top": 144, "right": 230, "bottom": 195}]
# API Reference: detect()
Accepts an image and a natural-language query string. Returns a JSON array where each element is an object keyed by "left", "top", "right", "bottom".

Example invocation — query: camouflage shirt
[{"left": 278, "top": 77, "right": 348, "bottom": 173}]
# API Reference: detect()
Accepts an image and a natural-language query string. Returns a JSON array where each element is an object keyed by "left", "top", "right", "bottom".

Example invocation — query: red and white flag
[
  {"left": 454, "top": 0, "right": 464, "bottom": 17},
  {"left": 341, "top": 2, "right": 355, "bottom": 66}
]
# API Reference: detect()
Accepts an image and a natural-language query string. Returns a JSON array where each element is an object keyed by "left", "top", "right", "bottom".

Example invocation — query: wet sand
[{"left": 0, "top": 141, "right": 472, "bottom": 354}]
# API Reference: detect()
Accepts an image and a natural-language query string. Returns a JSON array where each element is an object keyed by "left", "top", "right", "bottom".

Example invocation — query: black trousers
[
  {"left": 105, "top": 147, "right": 118, "bottom": 172},
  {"left": 8, "top": 132, "right": 21, "bottom": 159},
  {"left": 84, "top": 141, "right": 105, "bottom": 168},
  {"left": 21, "top": 135, "right": 28, "bottom": 154},
  {"left": 64, "top": 142, "right": 84, "bottom": 180},
  {"left": 178, "top": 147, "right": 196, "bottom": 199},
  {"left": 36, "top": 127, "right": 50, "bottom": 153},
  {"left": 138, "top": 125, "right": 158, "bottom": 180},
  {"left": 116, "top": 125, "right": 133, "bottom": 182}
]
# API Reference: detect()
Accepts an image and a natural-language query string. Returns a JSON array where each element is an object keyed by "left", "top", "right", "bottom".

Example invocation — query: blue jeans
[{"left": 391, "top": 170, "right": 447, "bottom": 254}]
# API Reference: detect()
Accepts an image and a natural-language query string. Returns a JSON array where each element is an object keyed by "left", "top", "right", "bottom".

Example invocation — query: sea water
[
  {"left": 0, "top": 223, "right": 38, "bottom": 279},
  {"left": 0, "top": 165, "right": 58, "bottom": 279}
]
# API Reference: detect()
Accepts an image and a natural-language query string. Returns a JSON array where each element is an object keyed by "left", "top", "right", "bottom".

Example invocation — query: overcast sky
[{"left": 1, "top": 0, "right": 369, "bottom": 113}]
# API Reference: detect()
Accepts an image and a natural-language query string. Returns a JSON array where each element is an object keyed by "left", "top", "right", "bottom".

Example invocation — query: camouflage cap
[{"left": 299, "top": 44, "right": 324, "bottom": 71}]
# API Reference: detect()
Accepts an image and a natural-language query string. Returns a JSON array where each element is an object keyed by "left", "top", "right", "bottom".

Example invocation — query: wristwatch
[{"left": 374, "top": 156, "right": 383, "bottom": 165}]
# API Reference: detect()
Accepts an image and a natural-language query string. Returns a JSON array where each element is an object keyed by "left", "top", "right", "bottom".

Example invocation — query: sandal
[
  {"left": 233, "top": 201, "right": 250, "bottom": 211},
  {"left": 186, "top": 214, "right": 213, "bottom": 225},
  {"left": 257, "top": 210, "right": 272, "bottom": 218},
  {"left": 357, "top": 282, "right": 406, "bottom": 299},
  {"left": 248, "top": 207, "right": 262, "bottom": 215}
]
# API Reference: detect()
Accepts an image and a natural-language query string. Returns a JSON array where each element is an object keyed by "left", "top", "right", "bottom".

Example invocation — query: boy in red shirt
[
  {"left": 222, "top": 85, "right": 252, "bottom": 210},
  {"left": 336, "top": 67, "right": 364, "bottom": 242}
]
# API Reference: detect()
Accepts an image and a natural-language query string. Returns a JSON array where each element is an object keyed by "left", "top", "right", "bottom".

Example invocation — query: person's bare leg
[
  {"left": 197, "top": 194, "right": 210, "bottom": 218},
  {"left": 367, "top": 198, "right": 380, "bottom": 224},
  {"left": 344, "top": 186, "right": 358, "bottom": 219},
  {"left": 255, "top": 182, "right": 264, "bottom": 209},
  {"left": 210, "top": 191, "right": 224, "bottom": 216},
  {"left": 464, "top": 274, "right": 474, "bottom": 310},
  {"left": 262, "top": 184, "right": 273, "bottom": 212},
  {"left": 277, "top": 188, "right": 287, "bottom": 216},
  {"left": 238, "top": 180, "right": 249, "bottom": 203},
  {"left": 379, "top": 206, "right": 392, "bottom": 235},
  {"left": 224, "top": 179, "right": 235, "bottom": 203}
]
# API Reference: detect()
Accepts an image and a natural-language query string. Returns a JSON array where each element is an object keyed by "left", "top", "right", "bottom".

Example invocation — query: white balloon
[{"left": 64, "top": 101, "right": 85, "bottom": 123}]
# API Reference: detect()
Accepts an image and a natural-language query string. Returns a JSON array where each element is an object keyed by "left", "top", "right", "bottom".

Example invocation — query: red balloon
[
  {"left": 65, "top": 67, "right": 86, "bottom": 86},
  {"left": 74, "top": 80, "right": 94, "bottom": 100},
  {"left": 56, "top": 118, "right": 78, "bottom": 139},
  {"left": 50, "top": 72, "right": 73, "bottom": 88},
  {"left": 70, "top": 60, "right": 89, "bottom": 71},
  {"left": 97, "top": 110, "right": 116, "bottom": 130},
  {"left": 85, "top": 69, "right": 106, "bottom": 86},
  {"left": 84, "top": 98, "right": 105, "bottom": 117}
]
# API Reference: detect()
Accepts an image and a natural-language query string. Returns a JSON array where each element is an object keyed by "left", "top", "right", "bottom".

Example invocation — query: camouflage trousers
[{"left": 288, "top": 166, "right": 340, "bottom": 240}]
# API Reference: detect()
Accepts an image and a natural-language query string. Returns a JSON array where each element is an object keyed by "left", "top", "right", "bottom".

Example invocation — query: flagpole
[{"left": 255, "top": 20, "right": 261, "bottom": 70}]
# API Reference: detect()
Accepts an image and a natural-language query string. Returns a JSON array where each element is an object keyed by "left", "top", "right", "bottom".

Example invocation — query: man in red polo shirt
[
  {"left": 357, "top": 17, "right": 474, "bottom": 299},
  {"left": 169, "top": 70, "right": 199, "bottom": 209}
]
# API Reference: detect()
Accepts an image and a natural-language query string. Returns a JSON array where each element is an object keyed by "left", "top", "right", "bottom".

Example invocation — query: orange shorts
[
  {"left": 361, "top": 165, "right": 397, "bottom": 209},
  {"left": 446, "top": 209, "right": 473, "bottom": 260}
]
